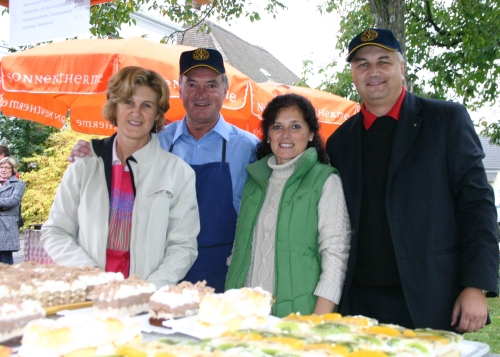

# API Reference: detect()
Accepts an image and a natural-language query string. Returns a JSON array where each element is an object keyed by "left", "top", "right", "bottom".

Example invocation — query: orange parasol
[
  {"left": 255, "top": 81, "right": 360, "bottom": 142},
  {"left": 0, "top": 37, "right": 261, "bottom": 135}
]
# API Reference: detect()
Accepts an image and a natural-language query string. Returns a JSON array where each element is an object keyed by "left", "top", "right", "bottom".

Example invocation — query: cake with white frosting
[
  {"left": 88, "top": 275, "right": 156, "bottom": 318},
  {"left": 0, "top": 298, "right": 45, "bottom": 343},
  {"left": 148, "top": 280, "right": 214, "bottom": 326},
  {"left": 0, "top": 262, "right": 124, "bottom": 307},
  {"left": 194, "top": 287, "right": 273, "bottom": 337},
  {"left": 17, "top": 314, "right": 141, "bottom": 357}
]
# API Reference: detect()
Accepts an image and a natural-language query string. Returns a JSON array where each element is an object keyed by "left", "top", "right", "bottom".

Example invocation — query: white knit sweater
[{"left": 244, "top": 153, "right": 351, "bottom": 304}]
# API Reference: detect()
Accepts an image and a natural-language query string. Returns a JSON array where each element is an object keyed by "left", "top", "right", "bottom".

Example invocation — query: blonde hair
[
  {"left": 0, "top": 157, "right": 17, "bottom": 175},
  {"left": 102, "top": 66, "right": 170, "bottom": 133}
]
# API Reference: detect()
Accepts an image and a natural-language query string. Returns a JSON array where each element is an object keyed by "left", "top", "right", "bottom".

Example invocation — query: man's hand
[
  {"left": 67, "top": 140, "right": 93, "bottom": 162},
  {"left": 451, "top": 287, "right": 488, "bottom": 333}
]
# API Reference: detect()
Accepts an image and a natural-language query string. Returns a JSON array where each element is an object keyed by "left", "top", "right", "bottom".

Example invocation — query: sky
[
  {"left": 212, "top": 0, "right": 343, "bottom": 87},
  {"left": 0, "top": 0, "right": 343, "bottom": 87}
]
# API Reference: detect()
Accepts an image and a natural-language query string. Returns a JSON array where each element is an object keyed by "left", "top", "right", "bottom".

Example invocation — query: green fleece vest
[{"left": 225, "top": 148, "right": 338, "bottom": 317}]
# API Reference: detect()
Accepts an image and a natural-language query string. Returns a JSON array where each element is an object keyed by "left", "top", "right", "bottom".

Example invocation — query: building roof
[
  {"left": 481, "top": 136, "right": 500, "bottom": 171},
  {"left": 177, "top": 21, "right": 300, "bottom": 85}
]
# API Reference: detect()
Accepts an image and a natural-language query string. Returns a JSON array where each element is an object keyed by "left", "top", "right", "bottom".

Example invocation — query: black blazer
[{"left": 326, "top": 91, "right": 499, "bottom": 330}]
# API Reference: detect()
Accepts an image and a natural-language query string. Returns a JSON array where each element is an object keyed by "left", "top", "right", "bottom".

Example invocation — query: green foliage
[
  {"left": 90, "top": 0, "right": 147, "bottom": 38},
  {"left": 19, "top": 130, "right": 103, "bottom": 230},
  {"left": 148, "top": 0, "right": 285, "bottom": 27},
  {"left": 0, "top": 115, "right": 58, "bottom": 173},
  {"left": 87, "top": 0, "right": 286, "bottom": 42}
]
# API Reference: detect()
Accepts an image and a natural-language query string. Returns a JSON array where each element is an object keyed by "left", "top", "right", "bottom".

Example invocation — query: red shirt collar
[{"left": 362, "top": 86, "right": 406, "bottom": 130}]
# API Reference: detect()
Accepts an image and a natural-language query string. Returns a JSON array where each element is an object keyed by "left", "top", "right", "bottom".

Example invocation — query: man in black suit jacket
[{"left": 326, "top": 28, "right": 499, "bottom": 333}]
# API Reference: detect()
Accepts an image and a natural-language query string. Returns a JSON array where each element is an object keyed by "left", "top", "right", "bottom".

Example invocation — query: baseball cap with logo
[
  {"left": 179, "top": 48, "right": 226, "bottom": 76},
  {"left": 346, "top": 28, "right": 402, "bottom": 62}
]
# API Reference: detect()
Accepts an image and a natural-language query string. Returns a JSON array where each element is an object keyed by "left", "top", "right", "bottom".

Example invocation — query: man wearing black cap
[
  {"left": 157, "top": 48, "right": 259, "bottom": 293},
  {"left": 326, "top": 28, "right": 499, "bottom": 332}
]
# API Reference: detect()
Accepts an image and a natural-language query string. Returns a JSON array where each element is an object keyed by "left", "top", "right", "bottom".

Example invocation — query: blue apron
[{"left": 169, "top": 140, "right": 237, "bottom": 292}]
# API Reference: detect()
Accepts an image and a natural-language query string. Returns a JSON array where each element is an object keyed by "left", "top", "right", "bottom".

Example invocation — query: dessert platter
[{"left": 0, "top": 262, "right": 492, "bottom": 357}]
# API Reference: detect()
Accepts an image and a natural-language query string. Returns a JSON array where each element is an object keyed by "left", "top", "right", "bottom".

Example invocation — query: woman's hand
[{"left": 313, "top": 297, "right": 336, "bottom": 315}]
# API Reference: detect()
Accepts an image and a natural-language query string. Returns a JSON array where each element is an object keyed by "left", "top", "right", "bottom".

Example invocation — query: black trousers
[
  {"left": 0, "top": 251, "right": 13, "bottom": 265},
  {"left": 349, "top": 284, "right": 415, "bottom": 329}
]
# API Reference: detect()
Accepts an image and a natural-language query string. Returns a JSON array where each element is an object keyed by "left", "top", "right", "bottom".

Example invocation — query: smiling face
[
  {"left": 268, "top": 107, "right": 314, "bottom": 165},
  {"left": 115, "top": 85, "right": 160, "bottom": 147},
  {"left": 180, "top": 67, "right": 227, "bottom": 132},
  {"left": 351, "top": 45, "right": 405, "bottom": 115}
]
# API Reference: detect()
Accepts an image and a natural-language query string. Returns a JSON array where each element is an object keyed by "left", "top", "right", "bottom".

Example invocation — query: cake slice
[
  {"left": 88, "top": 275, "right": 156, "bottom": 318},
  {"left": 0, "top": 298, "right": 45, "bottom": 343},
  {"left": 17, "top": 314, "right": 141, "bottom": 357},
  {"left": 194, "top": 287, "right": 273, "bottom": 338},
  {"left": 149, "top": 280, "right": 214, "bottom": 326}
]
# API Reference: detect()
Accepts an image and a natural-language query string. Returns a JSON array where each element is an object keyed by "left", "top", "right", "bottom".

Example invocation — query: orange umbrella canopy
[
  {"left": 0, "top": 38, "right": 260, "bottom": 135},
  {"left": 256, "top": 81, "right": 360, "bottom": 141}
]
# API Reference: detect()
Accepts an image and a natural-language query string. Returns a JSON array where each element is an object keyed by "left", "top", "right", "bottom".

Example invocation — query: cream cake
[
  {"left": 0, "top": 262, "right": 123, "bottom": 307},
  {"left": 88, "top": 275, "right": 156, "bottom": 318},
  {"left": 0, "top": 298, "right": 45, "bottom": 343},
  {"left": 148, "top": 280, "right": 214, "bottom": 326},
  {"left": 18, "top": 314, "right": 141, "bottom": 357},
  {"left": 76, "top": 266, "right": 124, "bottom": 294},
  {"left": 194, "top": 287, "right": 273, "bottom": 337}
]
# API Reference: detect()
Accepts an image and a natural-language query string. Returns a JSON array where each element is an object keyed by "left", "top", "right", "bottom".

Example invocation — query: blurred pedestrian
[{"left": 0, "top": 157, "right": 26, "bottom": 265}]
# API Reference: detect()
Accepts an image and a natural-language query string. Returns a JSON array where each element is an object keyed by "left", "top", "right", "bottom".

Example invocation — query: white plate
[
  {"left": 461, "top": 340, "right": 490, "bottom": 357},
  {"left": 163, "top": 315, "right": 281, "bottom": 339}
]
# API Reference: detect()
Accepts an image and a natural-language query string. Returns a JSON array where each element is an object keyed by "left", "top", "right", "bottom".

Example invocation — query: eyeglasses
[{"left": 0, "top": 166, "right": 12, "bottom": 171}]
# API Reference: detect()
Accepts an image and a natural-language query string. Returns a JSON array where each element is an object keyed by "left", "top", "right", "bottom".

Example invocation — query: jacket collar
[{"left": 387, "top": 91, "right": 423, "bottom": 183}]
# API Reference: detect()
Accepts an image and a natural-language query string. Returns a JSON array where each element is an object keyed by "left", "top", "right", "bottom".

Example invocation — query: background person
[
  {"left": 326, "top": 28, "right": 499, "bottom": 332},
  {"left": 42, "top": 66, "right": 199, "bottom": 288},
  {"left": 0, "top": 157, "right": 26, "bottom": 265},
  {"left": 0, "top": 146, "right": 10, "bottom": 160},
  {"left": 226, "top": 94, "right": 351, "bottom": 317},
  {"left": 69, "top": 49, "right": 260, "bottom": 292}
]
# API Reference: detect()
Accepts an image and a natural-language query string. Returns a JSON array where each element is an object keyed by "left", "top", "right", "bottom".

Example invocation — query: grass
[{"left": 464, "top": 296, "right": 500, "bottom": 353}]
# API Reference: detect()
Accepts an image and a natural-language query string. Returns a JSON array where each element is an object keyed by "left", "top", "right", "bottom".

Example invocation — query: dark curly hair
[{"left": 256, "top": 93, "right": 329, "bottom": 164}]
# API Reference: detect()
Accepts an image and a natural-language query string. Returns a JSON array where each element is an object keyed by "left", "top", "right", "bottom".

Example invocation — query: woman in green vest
[{"left": 225, "top": 94, "right": 351, "bottom": 317}]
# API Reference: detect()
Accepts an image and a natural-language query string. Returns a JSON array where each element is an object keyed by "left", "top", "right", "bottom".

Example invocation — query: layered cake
[
  {"left": 88, "top": 275, "right": 156, "bottom": 318},
  {"left": 0, "top": 262, "right": 124, "bottom": 307},
  {"left": 149, "top": 280, "right": 214, "bottom": 326},
  {"left": 0, "top": 298, "right": 45, "bottom": 343},
  {"left": 194, "top": 287, "right": 273, "bottom": 337},
  {"left": 18, "top": 314, "right": 141, "bottom": 357},
  {"left": 76, "top": 266, "right": 124, "bottom": 294}
]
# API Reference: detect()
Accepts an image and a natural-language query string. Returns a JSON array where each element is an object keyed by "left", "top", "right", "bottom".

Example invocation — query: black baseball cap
[
  {"left": 346, "top": 28, "right": 402, "bottom": 62},
  {"left": 179, "top": 48, "right": 226, "bottom": 75}
]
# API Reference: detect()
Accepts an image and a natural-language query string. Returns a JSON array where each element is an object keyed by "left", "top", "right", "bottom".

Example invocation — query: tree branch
[{"left": 163, "top": 0, "right": 218, "bottom": 44}]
